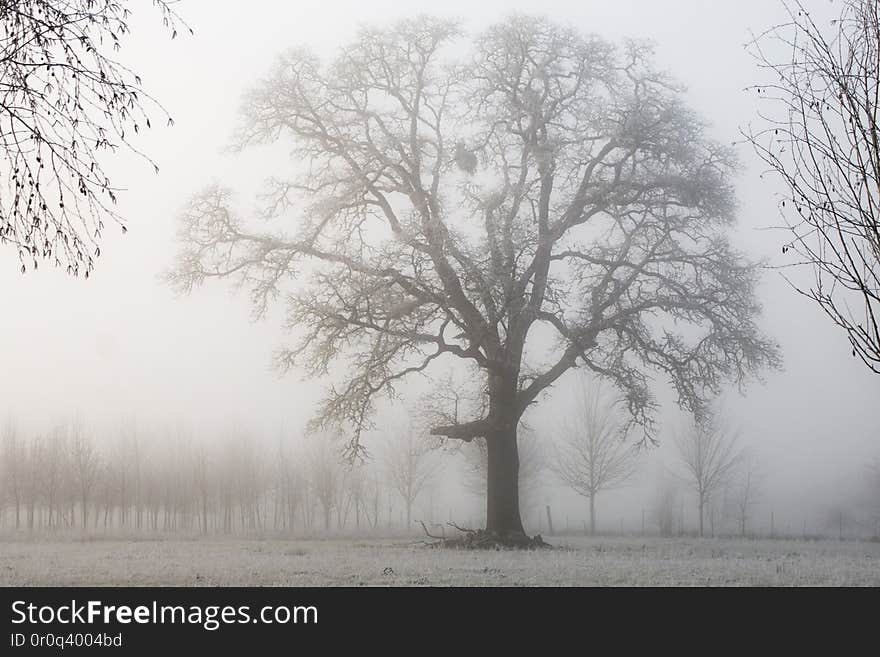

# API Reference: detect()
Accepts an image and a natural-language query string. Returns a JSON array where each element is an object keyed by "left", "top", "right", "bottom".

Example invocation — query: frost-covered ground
[{"left": 1, "top": 535, "right": 878, "bottom": 586}]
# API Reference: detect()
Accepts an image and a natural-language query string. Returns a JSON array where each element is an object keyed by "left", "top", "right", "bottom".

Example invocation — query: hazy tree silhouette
[
  {"left": 651, "top": 476, "right": 679, "bottom": 538},
  {"left": 675, "top": 412, "right": 742, "bottom": 537},
  {"left": 0, "top": 0, "right": 190, "bottom": 276},
  {"left": 70, "top": 423, "right": 100, "bottom": 529},
  {"left": 170, "top": 16, "right": 779, "bottom": 543},
  {"left": 383, "top": 427, "right": 439, "bottom": 530},
  {"left": 732, "top": 450, "right": 761, "bottom": 537},
  {"left": 550, "top": 378, "right": 637, "bottom": 535}
]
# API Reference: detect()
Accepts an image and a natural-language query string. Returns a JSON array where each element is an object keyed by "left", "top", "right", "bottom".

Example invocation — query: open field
[{"left": 1, "top": 535, "right": 879, "bottom": 586}]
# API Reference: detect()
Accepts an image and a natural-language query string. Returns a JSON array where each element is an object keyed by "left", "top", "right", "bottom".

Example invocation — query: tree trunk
[
  {"left": 698, "top": 499, "right": 704, "bottom": 538},
  {"left": 485, "top": 426, "right": 525, "bottom": 536},
  {"left": 589, "top": 493, "right": 596, "bottom": 536}
]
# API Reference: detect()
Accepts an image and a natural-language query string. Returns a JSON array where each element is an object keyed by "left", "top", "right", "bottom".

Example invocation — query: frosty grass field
[{"left": 1, "top": 535, "right": 878, "bottom": 586}]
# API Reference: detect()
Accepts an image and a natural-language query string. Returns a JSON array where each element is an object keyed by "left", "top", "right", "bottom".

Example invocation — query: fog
[{"left": 2, "top": 0, "right": 878, "bottom": 541}]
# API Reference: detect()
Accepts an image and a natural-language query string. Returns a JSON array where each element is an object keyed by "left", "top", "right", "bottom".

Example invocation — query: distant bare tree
[
  {"left": 364, "top": 472, "right": 384, "bottom": 530},
  {"left": 858, "top": 457, "right": 880, "bottom": 537},
  {"left": 343, "top": 461, "right": 376, "bottom": 531},
  {"left": 550, "top": 378, "right": 637, "bottom": 534},
  {"left": 1, "top": 417, "right": 24, "bottom": 529},
  {"left": 227, "top": 433, "right": 265, "bottom": 532},
  {"left": 825, "top": 504, "right": 854, "bottom": 540},
  {"left": 307, "top": 434, "right": 343, "bottom": 531},
  {"left": 651, "top": 476, "right": 678, "bottom": 538},
  {"left": 675, "top": 413, "right": 742, "bottom": 537},
  {"left": 22, "top": 433, "right": 42, "bottom": 529},
  {"left": 747, "top": 0, "right": 880, "bottom": 372},
  {"left": 272, "top": 435, "right": 304, "bottom": 532},
  {"left": 0, "top": 0, "right": 191, "bottom": 275},
  {"left": 732, "top": 451, "right": 761, "bottom": 536},
  {"left": 42, "top": 426, "right": 68, "bottom": 528},
  {"left": 70, "top": 424, "right": 100, "bottom": 529},
  {"left": 384, "top": 428, "right": 439, "bottom": 530},
  {"left": 869, "top": 458, "right": 880, "bottom": 487},
  {"left": 169, "top": 15, "right": 780, "bottom": 542},
  {"left": 192, "top": 442, "right": 211, "bottom": 534}
]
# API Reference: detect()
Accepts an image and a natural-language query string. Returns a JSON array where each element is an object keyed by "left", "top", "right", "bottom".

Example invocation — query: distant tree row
[
  {"left": 0, "top": 419, "right": 441, "bottom": 535},
  {"left": 2, "top": 402, "right": 875, "bottom": 539}
]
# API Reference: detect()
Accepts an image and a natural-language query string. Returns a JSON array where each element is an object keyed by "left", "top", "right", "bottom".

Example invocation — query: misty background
[{"left": 2, "top": 0, "right": 878, "bottom": 537}]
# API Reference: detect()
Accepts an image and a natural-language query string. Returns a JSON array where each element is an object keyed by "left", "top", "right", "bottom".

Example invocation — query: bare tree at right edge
[
  {"left": 747, "top": 0, "right": 880, "bottom": 372},
  {"left": 551, "top": 380, "right": 638, "bottom": 535},
  {"left": 676, "top": 414, "right": 741, "bottom": 537}
]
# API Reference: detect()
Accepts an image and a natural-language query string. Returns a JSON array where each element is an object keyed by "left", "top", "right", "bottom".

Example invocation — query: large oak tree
[{"left": 170, "top": 16, "right": 779, "bottom": 541}]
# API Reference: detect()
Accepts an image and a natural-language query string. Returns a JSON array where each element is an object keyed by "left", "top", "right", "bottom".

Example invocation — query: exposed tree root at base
[{"left": 417, "top": 521, "right": 551, "bottom": 550}]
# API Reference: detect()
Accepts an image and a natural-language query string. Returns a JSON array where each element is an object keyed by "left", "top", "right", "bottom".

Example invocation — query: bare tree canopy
[
  {"left": 0, "top": 0, "right": 190, "bottom": 276},
  {"left": 747, "top": 0, "right": 880, "bottom": 372},
  {"left": 169, "top": 15, "right": 779, "bottom": 539},
  {"left": 550, "top": 377, "right": 637, "bottom": 534}
]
